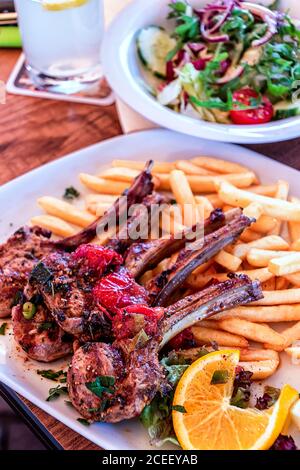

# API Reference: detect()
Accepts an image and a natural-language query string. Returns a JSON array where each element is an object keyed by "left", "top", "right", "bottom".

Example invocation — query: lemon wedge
[
  {"left": 172, "top": 350, "right": 298, "bottom": 450},
  {"left": 42, "top": 0, "right": 88, "bottom": 11}
]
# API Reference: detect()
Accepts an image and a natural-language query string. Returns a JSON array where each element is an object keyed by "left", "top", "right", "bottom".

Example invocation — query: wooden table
[{"left": 0, "top": 48, "right": 300, "bottom": 450}]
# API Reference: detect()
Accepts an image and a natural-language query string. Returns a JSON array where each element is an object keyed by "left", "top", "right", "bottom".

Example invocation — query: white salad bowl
[{"left": 102, "top": 0, "right": 300, "bottom": 144}]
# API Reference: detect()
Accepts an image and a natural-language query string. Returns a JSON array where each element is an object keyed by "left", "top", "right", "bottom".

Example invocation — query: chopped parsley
[
  {"left": 46, "top": 385, "right": 68, "bottom": 402},
  {"left": 63, "top": 186, "right": 80, "bottom": 201},
  {"left": 0, "top": 323, "right": 7, "bottom": 335},
  {"left": 85, "top": 376, "right": 115, "bottom": 399},
  {"left": 37, "top": 369, "right": 67, "bottom": 383},
  {"left": 172, "top": 405, "right": 187, "bottom": 414},
  {"left": 37, "top": 322, "right": 56, "bottom": 333},
  {"left": 211, "top": 369, "right": 229, "bottom": 385}
]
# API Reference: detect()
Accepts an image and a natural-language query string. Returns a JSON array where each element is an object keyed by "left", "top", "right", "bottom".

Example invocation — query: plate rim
[{"left": 1, "top": 128, "right": 300, "bottom": 450}]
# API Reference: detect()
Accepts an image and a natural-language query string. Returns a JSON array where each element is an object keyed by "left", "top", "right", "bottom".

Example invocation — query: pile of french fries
[{"left": 31, "top": 156, "right": 300, "bottom": 381}]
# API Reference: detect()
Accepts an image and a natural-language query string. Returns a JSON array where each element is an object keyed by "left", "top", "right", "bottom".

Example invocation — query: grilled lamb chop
[
  {"left": 106, "top": 192, "right": 167, "bottom": 255},
  {"left": 0, "top": 226, "right": 54, "bottom": 318},
  {"left": 124, "top": 208, "right": 226, "bottom": 279},
  {"left": 68, "top": 275, "right": 262, "bottom": 423},
  {"left": 57, "top": 161, "right": 154, "bottom": 251},
  {"left": 12, "top": 302, "right": 73, "bottom": 362},
  {"left": 148, "top": 209, "right": 254, "bottom": 307}
]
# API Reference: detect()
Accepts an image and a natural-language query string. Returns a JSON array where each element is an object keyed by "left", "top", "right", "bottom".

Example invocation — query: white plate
[
  {"left": 1, "top": 129, "right": 300, "bottom": 450},
  {"left": 102, "top": 0, "right": 300, "bottom": 144}
]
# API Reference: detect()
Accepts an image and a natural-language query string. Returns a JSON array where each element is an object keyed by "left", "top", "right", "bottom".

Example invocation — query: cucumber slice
[
  {"left": 137, "top": 26, "right": 177, "bottom": 78},
  {"left": 274, "top": 100, "right": 300, "bottom": 120}
]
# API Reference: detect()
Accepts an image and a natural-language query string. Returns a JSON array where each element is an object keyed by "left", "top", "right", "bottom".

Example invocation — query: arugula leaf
[
  {"left": 46, "top": 385, "right": 68, "bottom": 402},
  {"left": 85, "top": 376, "right": 115, "bottom": 398},
  {"left": 0, "top": 323, "right": 7, "bottom": 335}
]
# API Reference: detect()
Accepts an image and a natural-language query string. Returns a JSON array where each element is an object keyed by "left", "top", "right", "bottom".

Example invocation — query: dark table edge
[{"left": 0, "top": 382, "right": 63, "bottom": 450}]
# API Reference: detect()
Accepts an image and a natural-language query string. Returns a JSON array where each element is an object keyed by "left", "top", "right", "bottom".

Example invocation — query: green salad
[{"left": 136, "top": 0, "right": 300, "bottom": 125}]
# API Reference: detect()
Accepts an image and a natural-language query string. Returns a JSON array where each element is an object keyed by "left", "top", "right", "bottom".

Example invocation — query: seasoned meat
[
  {"left": 12, "top": 303, "right": 72, "bottom": 362},
  {"left": 0, "top": 226, "right": 54, "bottom": 318},
  {"left": 68, "top": 275, "right": 263, "bottom": 423}
]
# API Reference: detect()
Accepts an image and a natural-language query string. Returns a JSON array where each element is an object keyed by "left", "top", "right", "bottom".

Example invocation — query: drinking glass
[{"left": 14, "top": 0, "right": 105, "bottom": 93}]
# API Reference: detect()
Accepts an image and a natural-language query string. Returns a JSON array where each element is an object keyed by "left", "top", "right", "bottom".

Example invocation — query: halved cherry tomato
[{"left": 230, "top": 88, "right": 274, "bottom": 125}]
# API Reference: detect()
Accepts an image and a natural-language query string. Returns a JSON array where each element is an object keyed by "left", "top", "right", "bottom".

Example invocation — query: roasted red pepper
[
  {"left": 93, "top": 267, "right": 150, "bottom": 315},
  {"left": 72, "top": 244, "right": 123, "bottom": 276}
]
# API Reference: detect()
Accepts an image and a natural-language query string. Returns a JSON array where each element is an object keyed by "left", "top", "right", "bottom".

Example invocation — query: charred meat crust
[
  {"left": 12, "top": 303, "right": 72, "bottom": 362},
  {"left": 57, "top": 161, "right": 155, "bottom": 250},
  {"left": 150, "top": 211, "right": 254, "bottom": 307},
  {"left": 124, "top": 207, "right": 226, "bottom": 279},
  {"left": 67, "top": 274, "right": 262, "bottom": 423},
  {"left": 0, "top": 226, "right": 55, "bottom": 318},
  {"left": 107, "top": 192, "right": 167, "bottom": 254}
]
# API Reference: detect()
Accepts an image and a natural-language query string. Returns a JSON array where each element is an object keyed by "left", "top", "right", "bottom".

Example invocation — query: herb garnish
[
  {"left": 0, "top": 323, "right": 7, "bottom": 335},
  {"left": 30, "top": 262, "right": 52, "bottom": 285},
  {"left": 77, "top": 418, "right": 90, "bottom": 426},
  {"left": 172, "top": 405, "right": 187, "bottom": 414},
  {"left": 46, "top": 385, "right": 68, "bottom": 402},
  {"left": 85, "top": 376, "right": 115, "bottom": 398},
  {"left": 37, "top": 369, "right": 67, "bottom": 383},
  {"left": 37, "top": 322, "right": 56, "bottom": 333},
  {"left": 63, "top": 186, "right": 80, "bottom": 201},
  {"left": 211, "top": 369, "right": 229, "bottom": 385}
]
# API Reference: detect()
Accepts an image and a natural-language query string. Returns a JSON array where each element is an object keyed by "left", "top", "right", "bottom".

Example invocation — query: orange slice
[{"left": 172, "top": 350, "right": 298, "bottom": 450}]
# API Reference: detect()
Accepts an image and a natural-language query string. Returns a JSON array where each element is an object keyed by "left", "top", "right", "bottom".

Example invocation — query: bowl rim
[{"left": 102, "top": 0, "right": 300, "bottom": 144}]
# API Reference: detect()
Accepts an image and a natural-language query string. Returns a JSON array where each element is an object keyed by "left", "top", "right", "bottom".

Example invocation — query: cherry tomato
[{"left": 230, "top": 88, "right": 274, "bottom": 125}]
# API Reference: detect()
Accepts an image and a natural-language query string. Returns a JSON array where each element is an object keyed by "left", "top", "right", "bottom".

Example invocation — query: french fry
[
  {"left": 269, "top": 253, "right": 300, "bottom": 276},
  {"left": 80, "top": 173, "right": 128, "bottom": 194},
  {"left": 191, "top": 156, "right": 251, "bottom": 175},
  {"left": 251, "top": 289, "right": 300, "bottom": 306},
  {"left": 30, "top": 215, "right": 77, "bottom": 238},
  {"left": 187, "top": 267, "right": 274, "bottom": 289},
  {"left": 214, "top": 250, "right": 242, "bottom": 272},
  {"left": 261, "top": 277, "right": 276, "bottom": 291},
  {"left": 285, "top": 346, "right": 300, "bottom": 359},
  {"left": 211, "top": 304, "right": 300, "bottom": 323},
  {"left": 232, "top": 235, "right": 289, "bottom": 259},
  {"left": 85, "top": 194, "right": 118, "bottom": 214},
  {"left": 217, "top": 180, "right": 300, "bottom": 221},
  {"left": 217, "top": 318, "right": 285, "bottom": 347},
  {"left": 239, "top": 229, "right": 261, "bottom": 243},
  {"left": 160, "top": 207, "right": 186, "bottom": 235},
  {"left": 111, "top": 160, "right": 175, "bottom": 173},
  {"left": 269, "top": 180, "right": 289, "bottom": 235},
  {"left": 37, "top": 197, "right": 95, "bottom": 228},
  {"left": 95, "top": 203, "right": 113, "bottom": 217},
  {"left": 250, "top": 215, "right": 277, "bottom": 234},
  {"left": 152, "top": 259, "right": 170, "bottom": 277},
  {"left": 139, "top": 270, "right": 154, "bottom": 286},
  {"left": 243, "top": 202, "right": 264, "bottom": 220},
  {"left": 248, "top": 185, "right": 277, "bottom": 197},
  {"left": 276, "top": 277, "right": 290, "bottom": 290},
  {"left": 195, "top": 196, "right": 214, "bottom": 219},
  {"left": 205, "top": 193, "right": 224, "bottom": 208},
  {"left": 99, "top": 167, "right": 140, "bottom": 182},
  {"left": 158, "top": 172, "right": 256, "bottom": 193},
  {"left": 170, "top": 170, "right": 200, "bottom": 226},
  {"left": 247, "top": 249, "right": 298, "bottom": 268},
  {"left": 240, "top": 360, "right": 280, "bottom": 380},
  {"left": 284, "top": 272, "right": 300, "bottom": 287},
  {"left": 288, "top": 197, "right": 300, "bottom": 243},
  {"left": 292, "top": 239, "right": 300, "bottom": 251},
  {"left": 191, "top": 325, "right": 249, "bottom": 348},
  {"left": 265, "top": 321, "right": 300, "bottom": 351},
  {"left": 175, "top": 160, "right": 214, "bottom": 176},
  {"left": 238, "top": 348, "right": 279, "bottom": 362}
]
